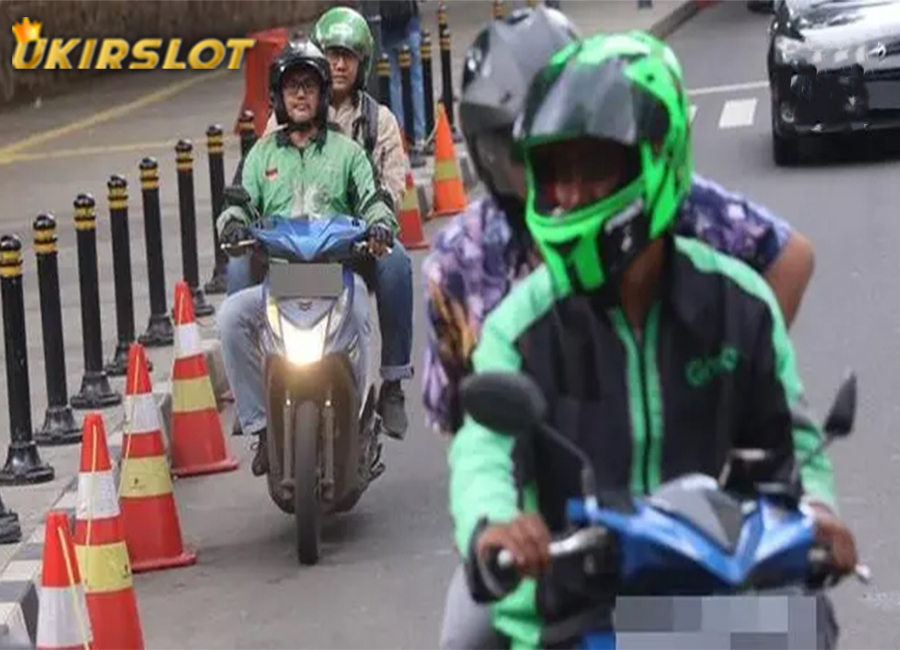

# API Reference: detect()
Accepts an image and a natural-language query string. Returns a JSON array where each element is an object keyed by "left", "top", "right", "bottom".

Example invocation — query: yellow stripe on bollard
[
  {"left": 172, "top": 376, "right": 217, "bottom": 413},
  {"left": 119, "top": 455, "right": 173, "bottom": 499},
  {"left": 75, "top": 541, "right": 133, "bottom": 594},
  {"left": 434, "top": 159, "right": 461, "bottom": 183}
]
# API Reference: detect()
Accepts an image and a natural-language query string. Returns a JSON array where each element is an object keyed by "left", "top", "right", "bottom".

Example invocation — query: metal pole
[{"left": 361, "top": 0, "right": 384, "bottom": 100}]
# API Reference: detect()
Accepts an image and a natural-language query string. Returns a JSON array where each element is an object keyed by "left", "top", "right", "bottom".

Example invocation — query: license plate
[
  {"left": 269, "top": 262, "right": 344, "bottom": 299},
  {"left": 867, "top": 79, "right": 900, "bottom": 109}
]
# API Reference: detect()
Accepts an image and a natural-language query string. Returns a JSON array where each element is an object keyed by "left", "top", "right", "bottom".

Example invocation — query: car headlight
[{"left": 774, "top": 35, "right": 813, "bottom": 65}]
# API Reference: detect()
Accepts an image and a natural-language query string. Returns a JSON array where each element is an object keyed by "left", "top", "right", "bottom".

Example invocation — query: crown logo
[{"left": 12, "top": 18, "right": 42, "bottom": 44}]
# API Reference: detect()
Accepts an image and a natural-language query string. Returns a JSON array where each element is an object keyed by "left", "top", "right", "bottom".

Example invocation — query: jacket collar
[{"left": 275, "top": 124, "right": 328, "bottom": 151}]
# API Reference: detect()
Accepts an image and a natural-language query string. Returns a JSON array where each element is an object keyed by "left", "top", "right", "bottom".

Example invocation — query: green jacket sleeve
[
  {"left": 215, "top": 140, "right": 265, "bottom": 237},
  {"left": 449, "top": 266, "right": 560, "bottom": 558},
  {"left": 346, "top": 142, "right": 398, "bottom": 233}
]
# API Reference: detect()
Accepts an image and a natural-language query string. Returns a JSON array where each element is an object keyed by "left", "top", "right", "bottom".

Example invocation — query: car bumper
[{"left": 770, "top": 63, "right": 900, "bottom": 136}]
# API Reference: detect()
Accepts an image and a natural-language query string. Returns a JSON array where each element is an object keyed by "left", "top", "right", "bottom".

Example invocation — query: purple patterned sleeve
[{"left": 677, "top": 174, "right": 794, "bottom": 274}]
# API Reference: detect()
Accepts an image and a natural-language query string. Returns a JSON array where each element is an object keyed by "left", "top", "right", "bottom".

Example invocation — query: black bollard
[
  {"left": 105, "top": 175, "right": 152, "bottom": 376},
  {"left": 400, "top": 45, "right": 426, "bottom": 168},
  {"left": 232, "top": 110, "right": 257, "bottom": 186},
  {"left": 33, "top": 215, "right": 81, "bottom": 445},
  {"left": 492, "top": 0, "right": 506, "bottom": 19},
  {"left": 203, "top": 125, "right": 228, "bottom": 295},
  {"left": 0, "top": 488, "right": 20, "bottom": 543},
  {"left": 175, "top": 140, "right": 214, "bottom": 318},
  {"left": 421, "top": 30, "right": 436, "bottom": 155},
  {"left": 0, "top": 235, "right": 55, "bottom": 485},
  {"left": 377, "top": 54, "right": 393, "bottom": 113},
  {"left": 437, "top": 14, "right": 463, "bottom": 143},
  {"left": 138, "top": 158, "right": 175, "bottom": 347},
  {"left": 70, "top": 195, "right": 122, "bottom": 410}
]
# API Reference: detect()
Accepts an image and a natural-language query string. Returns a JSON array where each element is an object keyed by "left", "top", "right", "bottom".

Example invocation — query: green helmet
[
  {"left": 514, "top": 31, "right": 694, "bottom": 295},
  {"left": 312, "top": 7, "right": 374, "bottom": 89}
]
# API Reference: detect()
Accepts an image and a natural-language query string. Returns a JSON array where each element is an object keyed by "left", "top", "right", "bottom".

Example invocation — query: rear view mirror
[
  {"left": 823, "top": 372, "right": 856, "bottom": 438},
  {"left": 460, "top": 372, "right": 547, "bottom": 437},
  {"left": 223, "top": 185, "right": 252, "bottom": 209}
]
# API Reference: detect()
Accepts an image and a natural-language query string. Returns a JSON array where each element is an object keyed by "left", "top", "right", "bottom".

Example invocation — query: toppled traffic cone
[
  {"left": 170, "top": 280, "right": 239, "bottom": 477},
  {"left": 37, "top": 511, "right": 92, "bottom": 650},
  {"left": 74, "top": 413, "right": 145, "bottom": 650},
  {"left": 398, "top": 170, "right": 428, "bottom": 250},
  {"left": 430, "top": 103, "right": 468, "bottom": 218},
  {"left": 120, "top": 343, "right": 197, "bottom": 573}
]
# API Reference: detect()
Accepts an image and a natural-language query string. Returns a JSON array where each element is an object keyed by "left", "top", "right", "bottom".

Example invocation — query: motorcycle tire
[{"left": 293, "top": 400, "right": 322, "bottom": 565}]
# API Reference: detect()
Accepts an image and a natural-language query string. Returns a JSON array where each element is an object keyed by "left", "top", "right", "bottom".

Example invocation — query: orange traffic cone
[
  {"left": 120, "top": 343, "right": 198, "bottom": 573},
  {"left": 170, "top": 280, "right": 239, "bottom": 477},
  {"left": 37, "top": 511, "right": 92, "bottom": 650},
  {"left": 73, "top": 413, "right": 144, "bottom": 650},
  {"left": 430, "top": 103, "right": 468, "bottom": 218},
  {"left": 398, "top": 170, "right": 428, "bottom": 250}
]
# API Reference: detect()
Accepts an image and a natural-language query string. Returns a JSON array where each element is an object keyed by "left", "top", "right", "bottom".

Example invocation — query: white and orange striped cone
[
  {"left": 74, "top": 413, "right": 145, "bottom": 650},
  {"left": 120, "top": 342, "right": 198, "bottom": 573},
  {"left": 36, "top": 511, "right": 92, "bottom": 650},
  {"left": 170, "top": 280, "right": 239, "bottom": 477}
]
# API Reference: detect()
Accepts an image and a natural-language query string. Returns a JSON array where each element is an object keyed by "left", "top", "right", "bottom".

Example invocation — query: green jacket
[
  {"left": 449, "top": 236, "right": 837, "bottom": 649},
  {"left": 216, "top": 127, "right": 397, "bottom": 236}
]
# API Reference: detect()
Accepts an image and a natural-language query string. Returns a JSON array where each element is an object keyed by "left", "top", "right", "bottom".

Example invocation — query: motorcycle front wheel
[{"left": 293, "top": 400, "right": 321, "bottom": 565}]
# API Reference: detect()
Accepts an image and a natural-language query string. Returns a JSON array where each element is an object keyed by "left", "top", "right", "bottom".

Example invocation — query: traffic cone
[
  {"left": 73, "top": 413, "right": 144, "bottom": 650},
  {"left": 397, "top": 170, "right": 428, "bottom": 250},
  {"left": 36, "top": 511, "right": 92, "bottom": 650},
  {"left": 430, "top": 103, "right": 468, "bottom": 218},
  {"left": 170, "top": 280, "right": 239, "bottom": 477},
  {"left": 120, "top": 343, "right": 198, "bottom": 573}
]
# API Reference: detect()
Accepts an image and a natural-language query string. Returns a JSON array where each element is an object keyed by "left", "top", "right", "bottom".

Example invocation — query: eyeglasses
[{"left": 282, "top": 77, "right": 319, "bottom": 95}]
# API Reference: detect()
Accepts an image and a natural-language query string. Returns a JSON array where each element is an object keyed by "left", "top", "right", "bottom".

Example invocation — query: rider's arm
[
  {"left": 215, "top": 140, "right": 265, "bottom": 237},
  {"left": 374, "top": 105, "right": 411, "bottom": 212},
  {"left": 346, "top": 142, "right": 399, "bottom": 233},
  {"left": 678, "top": 174, "right": 813, "bottom": 327},
  {"left": 733, "top": 260, "right": 838, "bottom": 512}
]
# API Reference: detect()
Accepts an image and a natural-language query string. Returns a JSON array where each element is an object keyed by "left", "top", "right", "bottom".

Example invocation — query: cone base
[
  {"left": 431, "top": 206, "right": 466, "bottom": 218},
  {"left": 132, "top": 548, "right": 197, "bottom": 574},
  {"left": 171, "top": 456, "right": 239, "bottom": 478},
  {"left": 402, "top": 238, "right": 429, "bottom": 250}
]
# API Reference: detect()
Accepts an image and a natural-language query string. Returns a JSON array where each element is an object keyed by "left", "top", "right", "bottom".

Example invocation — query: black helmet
[
  {"left": 459, "top": 6, "right": 579, "bottom": 202},
  {"left": 270, "top": 40, "right": 332, "bottom": 128}
]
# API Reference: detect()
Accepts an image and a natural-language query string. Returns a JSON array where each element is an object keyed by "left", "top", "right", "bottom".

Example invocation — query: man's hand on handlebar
[
  {"left": 221, "top": 219, "right": 251, "bottom": 249},
  {"left": 809, "top": 502, "right": 859, "bottom": 576},
  {"left": 476, "top": 513, "right": 553, "bottom": 579},
  {"left": 366, "top": 222, "right": 394, "bottom": 258}
]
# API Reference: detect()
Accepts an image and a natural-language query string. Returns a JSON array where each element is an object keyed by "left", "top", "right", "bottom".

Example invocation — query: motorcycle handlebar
[
  {"left": 219, "top": 238, "right": 391, "bottom": 259},
  {"left": 485, "top": 529, "right": 872, "bottom": 595}
]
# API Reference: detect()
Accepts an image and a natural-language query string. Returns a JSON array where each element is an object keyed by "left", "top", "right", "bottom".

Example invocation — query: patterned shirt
[{"left": 421, "top": 173, "right": 793, "bottom": 434}]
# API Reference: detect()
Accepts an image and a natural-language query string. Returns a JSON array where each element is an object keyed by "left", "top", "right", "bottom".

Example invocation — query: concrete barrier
[{"left": 0, "top": 0, "right": 330, "bottom": 109}]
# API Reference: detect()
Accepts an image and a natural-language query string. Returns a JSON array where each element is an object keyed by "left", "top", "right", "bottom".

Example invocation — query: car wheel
[{"left": 772, "top": 125, "right": 800, "bottom": 166}]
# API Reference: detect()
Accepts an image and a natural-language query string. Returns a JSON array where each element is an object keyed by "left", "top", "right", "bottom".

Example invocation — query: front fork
[{"left": 280, "top": 387, "right": 336, "bottom": 502}]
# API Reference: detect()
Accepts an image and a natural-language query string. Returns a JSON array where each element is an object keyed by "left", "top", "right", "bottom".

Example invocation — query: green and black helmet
[
  {"left": 514, "top": 31, "right": 694, "bottom": 295},
  {"left": 312, "top": 6, "right": 375, "bottom": 89}
]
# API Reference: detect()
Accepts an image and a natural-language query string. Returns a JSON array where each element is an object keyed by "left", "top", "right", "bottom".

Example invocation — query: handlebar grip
[{"left": 480, "top": 547, "right": 522, "bottom": 600}]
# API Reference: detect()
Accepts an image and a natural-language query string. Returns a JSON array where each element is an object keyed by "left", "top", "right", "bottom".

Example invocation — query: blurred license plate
[{"left": 867, "top": 79, "right": 900, "bottom": 109}]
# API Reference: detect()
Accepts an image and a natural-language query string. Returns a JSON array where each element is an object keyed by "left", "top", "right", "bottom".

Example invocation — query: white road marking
[
  {"left": 718, "top": 98, "right": 758, "bottom": 129},
  {"left": 688, "top": 80, "right": 769, "bottom": 97}
]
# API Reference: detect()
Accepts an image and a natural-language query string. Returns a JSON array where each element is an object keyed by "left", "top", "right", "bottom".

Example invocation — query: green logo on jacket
[{"left": 686, "top": 346, "right": 739, "bottom": 388}]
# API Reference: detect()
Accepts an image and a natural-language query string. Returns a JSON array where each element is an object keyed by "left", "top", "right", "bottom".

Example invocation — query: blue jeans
[
  {"left": 383, "top": 15, "right": 426, "bottom": 143},
  {"left": 224, "top": 245, "right": 413, "bottom": 380}
]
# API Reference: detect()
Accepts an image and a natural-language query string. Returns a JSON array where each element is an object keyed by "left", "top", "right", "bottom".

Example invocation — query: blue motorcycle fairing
[
  {"left": 564, "top": 487, "right": 816, "bottom": 595},
  {"left": 250, "top": 214, "right": 368, "bottom": 262}
]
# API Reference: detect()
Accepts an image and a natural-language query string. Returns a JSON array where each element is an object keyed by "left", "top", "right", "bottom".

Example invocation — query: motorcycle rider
[
  {"left": 427, "top": 12, "right": 817, "bottom": 647},
  {"left": 257, "top": 8, "right": 415, "bottom": 441},
  {"left": 216, "top": 40, "right": 399, "bottom": 477},
  {"left": 447, "top": 30, "right": 857, "bottom": 650}
]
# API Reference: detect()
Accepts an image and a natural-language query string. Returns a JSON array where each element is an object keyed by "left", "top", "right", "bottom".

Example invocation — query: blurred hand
[
  {"left": 810, "top": 502, "right": 858, "bottom": 575},
  {"left": 476, "top": 514, "right": 552, "bottom": 579},
  {"left": 367, "top": 222, "right": 394, "bottom": 257}
]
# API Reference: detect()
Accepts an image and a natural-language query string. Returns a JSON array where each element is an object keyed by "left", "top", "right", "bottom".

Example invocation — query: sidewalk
[{"left": 0, "top": 1, "right": 714, "bottom": 645}]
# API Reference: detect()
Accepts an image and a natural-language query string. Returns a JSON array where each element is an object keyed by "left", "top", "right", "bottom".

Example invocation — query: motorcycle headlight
[{"left": 282, "top": 316, "right": 328, "bottom": 367}]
